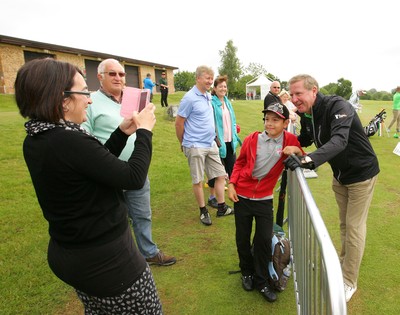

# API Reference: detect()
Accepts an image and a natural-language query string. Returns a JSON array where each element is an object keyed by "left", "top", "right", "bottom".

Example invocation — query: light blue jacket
[
  {"left": 211, "top": 95, "right": 241, "bottom": 158},
  {"left": 143, "top": 77, "right": 156, "bottom": 93}
]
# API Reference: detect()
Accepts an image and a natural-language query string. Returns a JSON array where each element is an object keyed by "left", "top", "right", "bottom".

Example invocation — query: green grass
[{"left": 1, "top": 93, "right": 399, "bottom": 314}]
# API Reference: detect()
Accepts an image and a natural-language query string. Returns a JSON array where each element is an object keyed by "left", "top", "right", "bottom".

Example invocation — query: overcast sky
[{"left": 2, "top": 0, "right": 398, "bottom": 92}]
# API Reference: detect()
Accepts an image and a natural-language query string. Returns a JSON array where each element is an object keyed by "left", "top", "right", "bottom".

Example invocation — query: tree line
[{"left": 174, "top": 40, "right": 394, "bottom": 101}]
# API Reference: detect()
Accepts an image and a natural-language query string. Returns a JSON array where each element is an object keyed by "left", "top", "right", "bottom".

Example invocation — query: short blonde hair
[
  {"left": 289, "top": 74, "right": 319, "bottom": 91},
  {"left": 278, "top": 89, "right": 290, "bottom": 97},
  {"left": 196, "top": 65, "right": 214, "bottom": 78}
]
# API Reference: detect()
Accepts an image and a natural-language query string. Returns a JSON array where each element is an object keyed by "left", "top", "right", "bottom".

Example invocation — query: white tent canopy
[{"left": 246, "top": 75, "right": 273, "bottom": 100}]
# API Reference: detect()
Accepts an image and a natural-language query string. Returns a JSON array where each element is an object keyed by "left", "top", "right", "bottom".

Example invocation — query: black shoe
[
  {"left": 200, "top": 210, "right": 212, "bottom": 226},
  {"left": 241, "top": 275, "right": 254, "bottom": 291},
  {"left": 260, "top": 285, "right": 277, "bottom": 302},
  {"left": 207, "top": 197, "right": 218, "bottom": 209},
  {"left": 217, "top": 204, "right": 234, "bottom": 217}
]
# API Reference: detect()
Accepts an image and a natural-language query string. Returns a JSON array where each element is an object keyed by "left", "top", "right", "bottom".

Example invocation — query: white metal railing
[{"left": 287, "top": 168, "right": 347, "bottom": 315}]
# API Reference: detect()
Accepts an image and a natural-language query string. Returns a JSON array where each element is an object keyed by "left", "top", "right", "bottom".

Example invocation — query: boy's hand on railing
[
  {"left": 284, "top": 154, "right": 315, "bottom": 171},
  {"left": 282, "top": 146, "right": 302, "bottom": 156}
]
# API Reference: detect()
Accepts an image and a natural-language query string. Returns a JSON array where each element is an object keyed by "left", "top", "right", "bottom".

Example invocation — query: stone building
[{"left": 0, "top": 34, "right": 178, "bottom": 94}]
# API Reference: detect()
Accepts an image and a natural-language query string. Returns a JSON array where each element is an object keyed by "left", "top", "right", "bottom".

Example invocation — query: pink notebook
[{"left": 120, "top": 87, "right": 150, "bottom": 118}]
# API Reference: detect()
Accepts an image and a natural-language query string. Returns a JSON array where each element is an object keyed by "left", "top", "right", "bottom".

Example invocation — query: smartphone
[
  {"left": 138, "top": 90, "right": 150, "bottom": 112},
  {"left": 120, "top": 87, "right": 150, "bottom": 118}
]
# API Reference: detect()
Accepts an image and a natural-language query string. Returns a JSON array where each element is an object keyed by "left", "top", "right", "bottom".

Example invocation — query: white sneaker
[{"left": 344, "top": 283, "right": 357, "bottom": 302}]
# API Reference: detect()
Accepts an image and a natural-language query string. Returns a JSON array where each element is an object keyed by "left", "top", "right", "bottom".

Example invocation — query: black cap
[{"left": 262, "top": 103, "right": 290, "bottom": 119}]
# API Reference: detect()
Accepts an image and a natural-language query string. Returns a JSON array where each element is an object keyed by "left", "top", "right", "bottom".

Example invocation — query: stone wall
[
  {"left": 0, "top": 44, "right": 25, "bottom": 94},
  {"left": 0, "top": 42, "right": 175, "bottom": 94}
]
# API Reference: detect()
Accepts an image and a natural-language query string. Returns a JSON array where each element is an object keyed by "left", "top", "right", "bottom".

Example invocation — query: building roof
[{"left": 0, "top": 34, "right": 179, "bottom": 70}]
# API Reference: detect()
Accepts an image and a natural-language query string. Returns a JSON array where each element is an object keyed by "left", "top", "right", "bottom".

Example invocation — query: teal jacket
[{"left": 211, "top": 95, "right": 241, "bottom": 158}]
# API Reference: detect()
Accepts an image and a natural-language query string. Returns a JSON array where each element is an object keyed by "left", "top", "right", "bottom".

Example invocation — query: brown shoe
[{"left": 146, "top": 250, "right": 176, "bottom": 266}]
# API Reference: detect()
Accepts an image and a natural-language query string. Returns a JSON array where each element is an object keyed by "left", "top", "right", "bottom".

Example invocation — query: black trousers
[
  {"left": 161, "top": 88, "right": 168, "bottom": 107},
  {"left": 234, "top": 197, "right": 274, "bottom": 290}
]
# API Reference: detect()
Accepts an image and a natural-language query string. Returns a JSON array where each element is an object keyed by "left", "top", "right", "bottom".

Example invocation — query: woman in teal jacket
[{"left": 207, "top": 75, "right": 242, "bottom": 209}]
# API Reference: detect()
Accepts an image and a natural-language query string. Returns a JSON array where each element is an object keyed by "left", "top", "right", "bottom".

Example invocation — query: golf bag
[
  {"left": 268, "top": 228, "right": 291, "bottom": 292},
  {"left": 364, "top": 109, "right": 386, "bottom": 137}
]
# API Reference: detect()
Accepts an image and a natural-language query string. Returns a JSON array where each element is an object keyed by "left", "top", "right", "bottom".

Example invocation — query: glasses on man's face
[
  {"left": 64, "top": 90, "right": 91, "bottom": 98},
  {"left": 101, "top": 71, "right": 126, "bottom": 77},
  {"left": 273, "top": 86, "right": 281, "bottom": 89}
]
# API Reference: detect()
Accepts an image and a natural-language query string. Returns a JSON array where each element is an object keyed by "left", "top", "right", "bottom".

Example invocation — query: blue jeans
[{"left": 124, "top": 176, "right": 158, "bottom": 258}]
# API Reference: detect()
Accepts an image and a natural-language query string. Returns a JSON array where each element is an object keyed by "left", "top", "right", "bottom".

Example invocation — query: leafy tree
[
  {"left": 280, "top": 81, "right": 288, "bottom": 91},
  {"left": 321, "top": 78, "right": 351, "bottom": 99},
  {"left": 320, "top": 87, "right": 329, "bottom": 95},
  {"left": 218, "top": 40, "right": 242, "bottom": 97},
  {"left": 266, "top": 73, "right": 280, "bottom": 82},
  {"left": 322, "top": 82, "right": 337, "bottom": 95},
  {"left": 372, "top": 92, "right": 384, "bottom": 100},
  {"left": 244, "top": 63, "right": 268, "bottom": 78},
  {"left": 234, "top": 74, "right": 254, "bottom": 99},
  {"left": 173, "top": 71, "right": 195, "bottom": 92},
  {"left": 335, "top": 78, "right": 352, "bottom": 99},
  {"left": 381, "top": 93, "right": 392, "bottom": 101}
]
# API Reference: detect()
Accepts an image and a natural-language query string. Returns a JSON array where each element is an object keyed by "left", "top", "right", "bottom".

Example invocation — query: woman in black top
[{"left": 15, "top": 58, "right": 162, "bottom": 314}]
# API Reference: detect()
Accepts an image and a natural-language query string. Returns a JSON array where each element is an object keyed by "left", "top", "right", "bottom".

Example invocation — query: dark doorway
[
  {"left": 125, "top": 65, "right": 139, "bottom": 88},
  {"left": 24, "top": 51, "right": 54, "bottom": 62},
  {"left": 84, "top": 59, "right": 100, "bottom": 92}
]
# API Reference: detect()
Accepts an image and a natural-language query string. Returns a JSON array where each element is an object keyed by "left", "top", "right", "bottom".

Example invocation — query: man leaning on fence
[{"left": 284, "top": 74, "right": 380, "bottom": 303}]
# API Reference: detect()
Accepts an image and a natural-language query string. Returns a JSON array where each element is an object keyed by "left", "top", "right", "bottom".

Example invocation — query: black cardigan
[
  {"left": 23, "top": 127, "right": 152, "bottom": 296},
  {"left": 24, "top": 127, "right": 152, "bottom": 247}
]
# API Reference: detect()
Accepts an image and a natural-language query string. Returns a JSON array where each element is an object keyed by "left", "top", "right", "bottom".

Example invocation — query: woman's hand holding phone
[{"left": 119, "top": 103, "right": 156, "bottom": 135}]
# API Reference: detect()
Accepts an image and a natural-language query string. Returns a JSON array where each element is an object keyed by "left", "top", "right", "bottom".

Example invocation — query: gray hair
[{"left": 97, "top": 58, "right": 123, "bottom": 75}]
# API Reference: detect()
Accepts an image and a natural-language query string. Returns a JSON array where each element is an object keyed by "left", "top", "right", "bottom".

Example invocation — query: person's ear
[
  {"left": 62, "top": 97, "right": 70, "bottom": 112},
  {"left": 283, "top": 119, "right": 290, "bottom": 128},
  {"left": 312, "top": 86, "right": 318, "bottom": 97}
]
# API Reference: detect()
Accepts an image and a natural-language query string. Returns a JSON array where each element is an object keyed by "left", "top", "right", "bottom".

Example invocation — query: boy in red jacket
[{"left": 228, "top": 103, "right": 304, "bottom": 302}]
